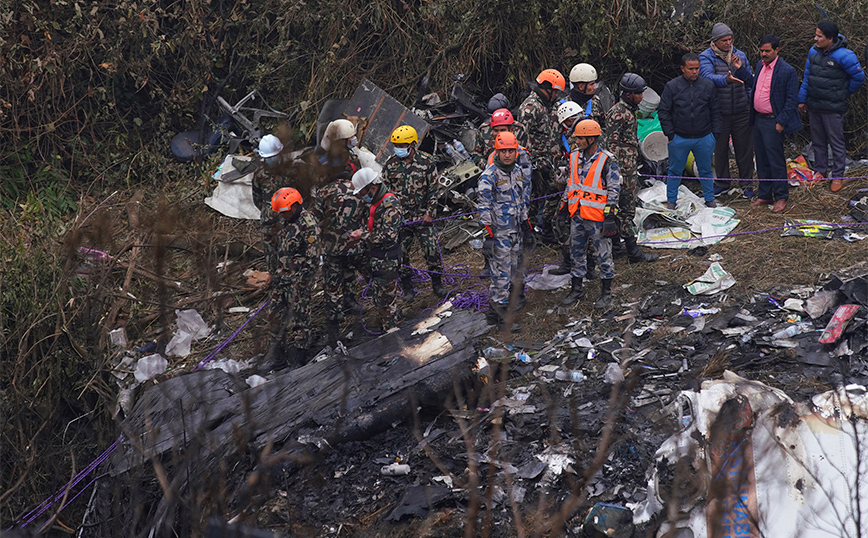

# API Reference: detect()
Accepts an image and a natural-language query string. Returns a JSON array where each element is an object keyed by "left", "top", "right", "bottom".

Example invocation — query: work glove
[
  {"left": 602, "top": 206, "right": 619, "bottom": 238},
  {"left": 482, "top": 225, "right": 495, "bottom": 259},
  {"left": 521, "top": 220, "right": 537, "bottom": 250}
]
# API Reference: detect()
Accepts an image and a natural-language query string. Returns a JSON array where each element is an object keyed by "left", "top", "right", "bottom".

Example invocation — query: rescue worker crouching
[
  {"left": 382, "top": 125, "right": 446, "bottom": 300},
  {"left": 477, "top": 131, "right": 533, "bottom": 333},
  {"left": 560, "top": 120, "right": 621, "bottom": 311},
  {"left": 349, "top": 168, "right": 404, "bottom": 332},
  {"left": 262, "top": 187, "right": 321, "bottom": 370}
]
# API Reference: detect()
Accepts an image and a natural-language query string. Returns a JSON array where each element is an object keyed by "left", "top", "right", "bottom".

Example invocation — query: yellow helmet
[{"left": 390, "top": 125, "right": 418, "bottom": 144}]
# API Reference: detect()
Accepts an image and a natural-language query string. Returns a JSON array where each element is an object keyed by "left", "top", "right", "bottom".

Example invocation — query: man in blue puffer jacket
[
  {"left": 798, "top": 20, "right": 865, "bottom": 192},
  {"left": 700, "top": 22, "right": 755, "bottom": 198}
]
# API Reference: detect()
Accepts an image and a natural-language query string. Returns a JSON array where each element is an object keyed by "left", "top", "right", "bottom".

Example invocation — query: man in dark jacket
[
  {"left": 798, "top": 20, "right": 865, "bottom": 191},
  {"left": 699, "top": 22, "right": 755, "bottom": 198},
  {"left": 750, "top": 35, "right": 802, "bottom": 213},
  {"left": 658, "top": 52, "right": 721, "bottom": 209}
]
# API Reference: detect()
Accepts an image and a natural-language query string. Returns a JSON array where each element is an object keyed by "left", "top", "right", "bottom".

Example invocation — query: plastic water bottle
[
  {"left": 771, "top": 322, "right": 813, "bottom": 340},
  {"left": 452, "top": 139, "right": 470, "bottom": 161},
  {"left": 444, "top": 142, "right": 462, "bottom": 165}
]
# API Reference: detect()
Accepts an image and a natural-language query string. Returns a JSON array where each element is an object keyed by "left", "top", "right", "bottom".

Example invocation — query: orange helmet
[
  {"left": 271, "top": 187, "right": 302, "bottom": 213},
  {"left": 490, "top": 108, "right": 515, "bottom": 127},
  {"left": 536, "top": 69, "right": 566, "bottom": 91},
  {"left": 573, "top": 119, "right": 602, "bottom": 137},
  {"left": 493, "top": 131, "right": 519, "bottom": 150}
]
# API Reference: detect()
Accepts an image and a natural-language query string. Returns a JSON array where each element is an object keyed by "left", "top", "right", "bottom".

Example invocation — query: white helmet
[
  {"left": 321, "top": 119, "right": 356, "bottom": 151},
  {"left": 569, "top": 63, "right": 597, "bottom": 84},
  {"left": 351, "top": 168, "right": 380, "bottom": 195},
  {"left": 557, "top": 101, "right": 582, "bottom": 125},
  {"left": 258, "top": 134, "right": 284, "bottom": 158}
]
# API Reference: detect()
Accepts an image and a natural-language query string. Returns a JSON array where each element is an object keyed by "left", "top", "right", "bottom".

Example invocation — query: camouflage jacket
[
  {"left": 269, "top": 209, "right": 321, "bottom": 279},
  {"left": 517, "top": 91, "right": 560, "bottom": 167},
  {"left": 471, "top": 120, "right": 530, "bottom": 169},
  {"left": 360, "top": 191, "right": 403, "bottom": 248},
  {"left": 567, "top": 95, "right": 608, "bottom": 153},
  {"left": 251, "top": 155, "right": 295, "bottom": 228},
  {"left": 381, "top": 150, "right": 437, "bottom": 221},
  {"left": 477, "top": 160, "right": 531, "bottom": 232},
  {"left": 311, "top": 178, "right": 366, "bottom": 256},
  {"left": 602, "top": 98, "right": 640, "bottom": 177}
]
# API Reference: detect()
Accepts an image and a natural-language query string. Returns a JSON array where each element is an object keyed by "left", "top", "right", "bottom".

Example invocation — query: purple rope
[
  {"left": 193, "top": 299, "right": 270, "bottom": 370},
  {"left": 640, "top": 173, "right": 868, "bottom": 182},
  {"left": 12, "top": 300, "right": 270, "bottom": 530},
  {"left": 15, "top": 436, "right": 122, "bottom": 528}
]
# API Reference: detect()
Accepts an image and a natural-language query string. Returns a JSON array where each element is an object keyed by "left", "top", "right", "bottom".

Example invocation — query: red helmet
[
  {"left": 490, "top": 108, "right": 515, "bottom": 127},
  {"left": 493, "top": 131, "right": 519, "bottom": 150},
  {"left": 271, "top": 187, "right": 303, "bottom": 213}
]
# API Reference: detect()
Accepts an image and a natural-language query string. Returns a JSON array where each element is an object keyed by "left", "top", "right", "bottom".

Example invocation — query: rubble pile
[{"left": 237, "top": 269, "right": 867, "bottom": 536}]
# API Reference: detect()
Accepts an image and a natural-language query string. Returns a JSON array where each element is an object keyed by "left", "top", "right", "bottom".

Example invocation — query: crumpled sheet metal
[{"left": 633, "top": 371, "right": 868, "bottom": 538}]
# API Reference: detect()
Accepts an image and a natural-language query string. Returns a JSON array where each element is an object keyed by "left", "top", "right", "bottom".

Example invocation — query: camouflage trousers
[
  {"left": 399, "top": 223, "right": 442, "bottom": 280},
  {"left": 569, "top": 217, "right": 614, "bottom": 280},
  {"left": 370, "top": 245, "right": 401, "bottom": 329},
  {"left": 488, "top": 230, "right": 526, "bottom": 305},
  {"left": 269, "top": 275, "right": 313, "bottom": 349},
  {"left": 532, "top": 167, "right": 561, "bottom": 228},
  {"left": 323, "top": 254, "right": 366, "bottom": 321},
  {"left": 617, "top": 183, "right": 638, "bottom": 242}
]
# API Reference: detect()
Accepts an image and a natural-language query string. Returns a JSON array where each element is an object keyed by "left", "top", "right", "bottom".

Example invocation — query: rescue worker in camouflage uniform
[
  {"left": 471, "top": 108, "right": 529, "bottom": 170},
  {"left": 560, "top": 120, "right": 621, "bottom": 311},
  {"left": 517, "top": 68, "right": 565, "bottom": 242},
  {"left": 252, "top": 134, "right": 293, "bottom": 235},
  {"left": 602, "top": 73, "right": 659, "bottom": 263},
  {"left": 263, "top": 188, "right": 321, "bottom": 369},
  {"left": 477, "top": 131, "right": 533, "bottom": 333},
  {"left": 568, "top": 63, "right": 606, "bottom": 126},
  {"left": 349, "top": 169, "right": 403, "bottom": 332},
  {"left": 381, "top": 125, "right": 446, "bottom": 299},
  {"left": 549, "top": 101, "right": 586, "bottom": 277},
  {"left": 310, "top": 171, "right": 366, "bottom": 346}
]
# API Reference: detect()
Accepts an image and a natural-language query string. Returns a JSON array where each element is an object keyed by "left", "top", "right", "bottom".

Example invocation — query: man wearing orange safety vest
[{"left": 559, "top": 119, "right": 621, "bottom": 311}]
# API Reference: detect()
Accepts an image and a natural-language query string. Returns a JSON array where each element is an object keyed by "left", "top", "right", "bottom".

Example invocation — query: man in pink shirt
[{"left": 750, "top": 35, "right": 802, "bottom": 212}]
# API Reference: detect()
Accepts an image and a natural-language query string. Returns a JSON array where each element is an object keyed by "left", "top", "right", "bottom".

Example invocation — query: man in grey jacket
[{"left": 699, "top": 22, "right": 755, "bottom": 198}]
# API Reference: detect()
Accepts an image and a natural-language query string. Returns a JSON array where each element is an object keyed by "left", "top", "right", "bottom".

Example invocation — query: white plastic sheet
[
  {"left": 165, "top": 309, "right": 211, "bottom": 357},
  {"left": 204, "top": 154, "right": 260, "bottom": 220},
  {"left": 635, "top": 182, "right": 740, "bottom": 249}
]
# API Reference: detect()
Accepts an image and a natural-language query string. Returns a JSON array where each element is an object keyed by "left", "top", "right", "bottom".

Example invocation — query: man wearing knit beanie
[{"left": 699, "top": 22, "right": 755, "bottom": 200}]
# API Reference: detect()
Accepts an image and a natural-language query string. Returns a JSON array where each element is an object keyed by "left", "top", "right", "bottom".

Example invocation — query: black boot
[
  {"left": 612, "top": 235, "right": 627, "bottom": 258},
  {"left": 561, "top": 276, "right": 585, "bottom": 307},
  {"left": 511, "top": 283, "right": 527, "bottom": 311},
  {"left": 430, "top": 273, "right": 446, "bottom": 297},
  {"left": 261, "top": 340, "right": 286, "bottom": 372},
  {"left": 400, "top": 275, "right": 416, "bottom": 301},
  {"left": 342, "top": 294, "right": 361, "bottom": 313},
  {"left": 594, "top": 278, "right": 613, "bottom": 311},
  {"left": 586, "top": 251, "right": 597, "bottom": 281},
  {"left": 326, "top": 319, "right": 340, "bottom": 348},
  {"left": 488, "top": 301, "right": 522, "bottom": 333},
  {"left": 625, "top": 236, "right": 659, "bottom": 263},
  {"left": 549, "top": 247, "right": 571, "bottom": 276}
]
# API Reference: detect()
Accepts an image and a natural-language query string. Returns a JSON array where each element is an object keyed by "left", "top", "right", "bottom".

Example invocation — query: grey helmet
[
  {"left": 619, "top": 73, "right": 647, "bottom": 94},
  {"left": 487, "top": 93, "right": 510, "bottom": 113}
]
